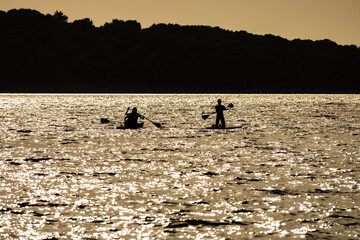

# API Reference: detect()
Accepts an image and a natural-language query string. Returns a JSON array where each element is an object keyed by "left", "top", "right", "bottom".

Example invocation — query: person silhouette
[
  {"left": 215, "top": 99, "right": 227, "bottom": 128},
  {"left": 124, "top": 107, "right": 144, "bottom": 129}
]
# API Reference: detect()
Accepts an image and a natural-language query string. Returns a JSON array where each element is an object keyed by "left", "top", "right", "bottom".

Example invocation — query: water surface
[{"left": 0, "top": 94, "right": 359, "bottom": 239}]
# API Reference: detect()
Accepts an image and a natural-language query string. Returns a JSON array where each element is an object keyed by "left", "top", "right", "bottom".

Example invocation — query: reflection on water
[{"left": 0, "top": 94, "right": 359, "bottom": 239}]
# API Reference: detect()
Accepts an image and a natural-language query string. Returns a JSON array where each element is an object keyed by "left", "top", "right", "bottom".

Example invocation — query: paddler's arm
[{"left": 125, "top": 107, "right": 130, "bottom": 115}]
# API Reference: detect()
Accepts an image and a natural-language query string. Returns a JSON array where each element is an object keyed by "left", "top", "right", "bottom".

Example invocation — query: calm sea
[{"left": 0, "top": 94, "right": 359, "bottom": 239}]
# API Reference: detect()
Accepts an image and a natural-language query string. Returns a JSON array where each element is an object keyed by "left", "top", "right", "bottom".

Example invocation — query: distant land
[{"left": 1, "top": 9, "right": 359, "bottom": 93}]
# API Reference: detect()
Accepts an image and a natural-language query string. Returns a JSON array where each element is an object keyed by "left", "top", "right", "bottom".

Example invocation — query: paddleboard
[{"left": 205, "top": 125, "right": 243, "bottom": 130}]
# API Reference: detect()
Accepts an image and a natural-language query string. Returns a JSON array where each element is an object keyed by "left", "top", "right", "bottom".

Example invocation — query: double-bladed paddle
[
  {"left": 142, "top": 116, "right": 162, "bottom": 128},
  {"left": 127, "top": 107, "right": 162, "bottom": 128},
  {"left": 101, "top": 107, "right": 162, "bottom": 129}
]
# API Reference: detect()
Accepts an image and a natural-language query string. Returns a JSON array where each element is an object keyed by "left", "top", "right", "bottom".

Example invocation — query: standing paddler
[{"left": 215, "top": 99, "right": 228, "bottom": 128}]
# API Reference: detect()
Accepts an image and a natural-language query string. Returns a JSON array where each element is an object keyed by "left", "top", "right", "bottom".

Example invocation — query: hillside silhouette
[{"left": 1, "top": 9, "right": 359, "bottom": 93}]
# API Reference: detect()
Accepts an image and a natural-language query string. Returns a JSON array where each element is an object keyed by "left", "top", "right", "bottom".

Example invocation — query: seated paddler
[{"left": 124, "top": 107, "right": 144, "bottom": 129}]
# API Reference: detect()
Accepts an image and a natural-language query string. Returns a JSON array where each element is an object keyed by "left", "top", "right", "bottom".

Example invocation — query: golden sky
[{"left": 1, "top": 0, "right": 359, "bottom": 46}]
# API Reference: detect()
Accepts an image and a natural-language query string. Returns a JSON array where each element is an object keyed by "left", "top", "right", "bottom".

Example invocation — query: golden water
[{"left": 0, "top": 94, "right": 359, "bottom": 239}]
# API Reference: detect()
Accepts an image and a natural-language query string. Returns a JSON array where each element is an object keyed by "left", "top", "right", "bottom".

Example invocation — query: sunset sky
[{"left": 1, "top": 0, "right": 359, "bottom": 46}]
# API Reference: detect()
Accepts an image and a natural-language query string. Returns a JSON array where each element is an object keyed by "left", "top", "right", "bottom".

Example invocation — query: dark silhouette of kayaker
[
  {"left": 215, "top": 99, "right": 227, "bottom": 128},
  {"left": 124, "top": 107, "right": 144, "bottom": 129}
]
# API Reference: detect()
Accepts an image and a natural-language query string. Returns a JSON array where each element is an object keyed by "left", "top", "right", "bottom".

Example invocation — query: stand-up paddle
[{"left": 202, "top": 103, "right": 234, "bottom": 120}]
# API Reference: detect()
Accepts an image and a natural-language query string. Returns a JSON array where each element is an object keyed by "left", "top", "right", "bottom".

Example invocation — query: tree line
[{"left": 1, "top": 8, "right": 359, "bottom": 93}]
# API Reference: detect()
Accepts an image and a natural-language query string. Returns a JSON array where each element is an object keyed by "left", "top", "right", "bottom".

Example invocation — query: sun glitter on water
[{"left": 0, "top": 94, "right": 359, "bottom": 239}]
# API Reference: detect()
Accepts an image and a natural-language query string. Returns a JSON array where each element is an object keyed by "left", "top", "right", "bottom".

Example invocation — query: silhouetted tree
[
  {"left": 0, "top": 8, "right": 359, "bottom": 93},
  {"left": 52, "top": 10, "right": 68, "bottom": 23}
]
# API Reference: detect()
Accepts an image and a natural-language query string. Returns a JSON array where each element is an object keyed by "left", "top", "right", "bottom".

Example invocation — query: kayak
[{"left": 116, "top": 122, "right": 144, "bottom": 130}]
